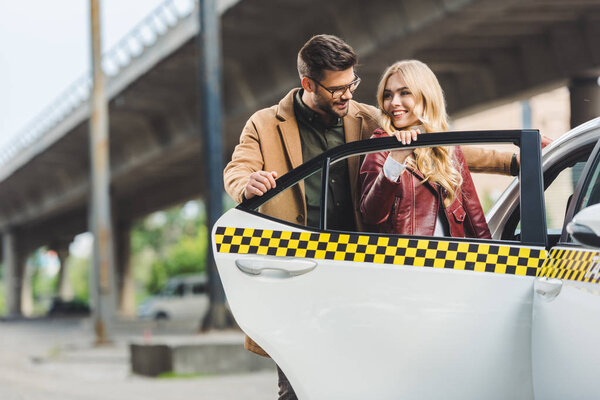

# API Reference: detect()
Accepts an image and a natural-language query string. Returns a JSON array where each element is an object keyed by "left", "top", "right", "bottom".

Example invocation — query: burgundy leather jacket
[{"left": 360, "top": 131, "right": 491, "bottom": 239}]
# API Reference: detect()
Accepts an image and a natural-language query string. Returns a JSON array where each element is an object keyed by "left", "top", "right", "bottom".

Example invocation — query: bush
[{"left": 147, "top": 225, "right": 208, "bottom": 294}]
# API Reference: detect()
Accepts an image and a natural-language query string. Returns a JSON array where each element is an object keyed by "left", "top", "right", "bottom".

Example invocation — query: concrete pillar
[
  {"left": 569, "top": 77, "right": 600, "bottom": 128},
  {"left": 115, "top": 219, "right": 135, "bottom": 317},
  {"left": 2, "top": 232, "right": 23, "bottom": 317},
  {"left": 569, "top": 76, "right": 600, "bottom": 187},
  {"left": 21, "top": 257, "right": 35, "bottom": 317},
  {"left": 56, "top": 246, "right": 74, "bottom": 301}
]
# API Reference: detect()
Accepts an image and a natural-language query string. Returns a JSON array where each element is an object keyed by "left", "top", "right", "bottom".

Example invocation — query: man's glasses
[{"left": 310, "top": 74, "right": 361, "bottom": 98}]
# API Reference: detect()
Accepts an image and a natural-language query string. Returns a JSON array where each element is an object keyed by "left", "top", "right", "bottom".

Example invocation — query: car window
[
  {"left": 463, "top": 144, "right": 519, "bottom": 214},
  {"left": 578, "top": 151, "right": 600, "bottom": 211},
  {"left": 500, "top": 144, "right": 595, "bottom": 246},
  {"left": 174, "top": 283, "right": 185, "bottom": 296},
  {"left": 245, "top": 138, "right": 531, "bottom": 243},
  {"left": 192, "top": 282, "right": 207, "bottom": 295},
  {"left": 544, "top": 161, "right": 586, "bottom": 230}
]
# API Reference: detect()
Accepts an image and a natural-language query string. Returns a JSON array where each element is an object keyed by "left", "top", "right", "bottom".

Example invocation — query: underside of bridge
[{"left": 1, "top": 0, "right": 599, "bottom": 316}]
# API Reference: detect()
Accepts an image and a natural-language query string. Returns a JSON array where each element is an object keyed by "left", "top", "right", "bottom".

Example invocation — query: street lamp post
[{"left": 89, "top": 0, "right": 116, "bottom": 344}]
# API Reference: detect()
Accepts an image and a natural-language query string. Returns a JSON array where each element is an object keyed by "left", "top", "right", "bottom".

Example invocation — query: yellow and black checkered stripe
[
  {"left": 539, "top": 248, "right": 600, "bottom": 284},
  {"left": 215, "top": 227, "right": 547, "bottom": 277}
]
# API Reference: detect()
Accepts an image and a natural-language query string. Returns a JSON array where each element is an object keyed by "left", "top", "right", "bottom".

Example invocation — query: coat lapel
[
  {"left": 276, "top": 89, "right": 303, "bottom": 170},
  {"left": 275, "top": 89, "right": 306, "bottom": 216},
  {"left": 344, "top": 103, "right": 364, "bottom": 217}
]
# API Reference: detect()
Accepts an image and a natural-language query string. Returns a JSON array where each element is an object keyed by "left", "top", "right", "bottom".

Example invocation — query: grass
[{"left": 157, "top": 371, "right": 209, "bottom": 379}]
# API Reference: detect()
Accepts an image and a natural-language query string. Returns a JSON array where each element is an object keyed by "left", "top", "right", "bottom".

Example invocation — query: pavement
[{"left": 0, "top": 317, "right": 276, "bottom": 400}]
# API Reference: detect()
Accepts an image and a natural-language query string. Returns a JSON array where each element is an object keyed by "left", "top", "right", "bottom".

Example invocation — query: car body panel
[
  {"left": 531, "top": 132, "right": 600, "bottom": 399},
  {"left": 214, "top": 208, "right": 546, "bottom": 399},
  {"left": 533, "top": 247, "right": 600, "bottom": 400},
  {"left": 211, "top": 127, "right": 600, "bottom": 399}
]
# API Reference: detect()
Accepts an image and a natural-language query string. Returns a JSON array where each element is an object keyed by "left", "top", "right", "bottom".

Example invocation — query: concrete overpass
[{"left": 1, "top": 0, "right": 599, "bottom": 316}]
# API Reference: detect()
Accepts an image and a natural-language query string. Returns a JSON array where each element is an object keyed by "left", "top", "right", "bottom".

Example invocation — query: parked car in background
[
  {"left": 212, "top": 118, "right": 600, "bottom": 400},
  {"left": 137, "top": 273, "right": 208, "bottom": 321}
]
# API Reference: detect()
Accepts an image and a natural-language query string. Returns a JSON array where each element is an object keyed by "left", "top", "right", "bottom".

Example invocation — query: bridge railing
[{"left": 0, "top": 0, "right": 196, "bottom": 167}]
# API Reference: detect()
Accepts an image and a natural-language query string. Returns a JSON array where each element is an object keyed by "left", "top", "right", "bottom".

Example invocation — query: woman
[{"left": 360, "top": 60, "right": 491, "bottom": 239}]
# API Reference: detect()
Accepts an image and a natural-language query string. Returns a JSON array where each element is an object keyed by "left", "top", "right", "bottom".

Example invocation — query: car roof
[{"left": 545, "top": 116, "right": 600, "bottom": 150}]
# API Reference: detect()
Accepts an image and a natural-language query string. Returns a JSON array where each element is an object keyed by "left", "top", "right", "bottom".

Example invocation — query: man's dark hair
[{"left": 297, "top": 34, "right": 357, "bottom": 82}]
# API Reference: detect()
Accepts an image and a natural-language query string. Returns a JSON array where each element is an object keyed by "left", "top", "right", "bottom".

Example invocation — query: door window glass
[
  {"left": 463, "top": 144, "right": 519, "bottom": 213},
  {"left": 249, "top": 144, "right": 519, "bottom": 242},
  {"left": 502, "top": 145, "right": 594, "bottom": 244},
  {"left": 578, "top": 152, "right": 600, "bottom": 210},
  {"left": 544, "top": 161, "right": 587, "bottom": 230}
]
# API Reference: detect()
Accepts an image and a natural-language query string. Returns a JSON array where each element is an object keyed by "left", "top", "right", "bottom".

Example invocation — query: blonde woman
[{"left": 359, "top": 60, "right": 491, "bottom": 238}]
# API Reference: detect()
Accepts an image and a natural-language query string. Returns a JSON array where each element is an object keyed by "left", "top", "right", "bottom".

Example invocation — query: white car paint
[
  {"left": 213, "top": 121, "right": 600, "bottom": 399},
  {"left": 213, "top": 209, "right": 540, "bottom": 400}
]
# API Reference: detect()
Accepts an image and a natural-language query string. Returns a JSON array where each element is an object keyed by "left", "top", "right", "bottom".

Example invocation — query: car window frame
[
  {"left": 500, "top": 143, "right": 596, "bottom": 246},
  {"left": 239, "top": 130, "right": 547, "bottom": 247}
]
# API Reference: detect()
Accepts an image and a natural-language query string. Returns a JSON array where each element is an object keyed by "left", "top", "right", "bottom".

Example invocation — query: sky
[
  {"left": 0, "top": 0, "right": 190, "bottom": 256},
  {"left": 0, "top": 0, "right": 174, "bottom": 152}
]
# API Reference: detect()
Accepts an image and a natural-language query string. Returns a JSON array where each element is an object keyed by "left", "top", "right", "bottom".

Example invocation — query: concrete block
[
  {"left": 130, "top": 344, "right": 173, "bottom": 377},
  {"left": 129, "top": 333, "right": 274, "bottom": 376}
]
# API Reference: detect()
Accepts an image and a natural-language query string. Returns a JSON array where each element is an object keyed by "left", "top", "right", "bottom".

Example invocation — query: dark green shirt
[{"left": 293, "top": 90, "right": 355, "bottom": 231}]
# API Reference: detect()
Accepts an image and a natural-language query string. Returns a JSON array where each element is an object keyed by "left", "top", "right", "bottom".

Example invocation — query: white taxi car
[{"left": 212, "top": 117, "right": 600, "bottom": 400}]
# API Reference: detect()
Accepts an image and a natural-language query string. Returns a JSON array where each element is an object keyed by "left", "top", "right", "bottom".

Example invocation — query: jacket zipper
[{"left": 390, "top": 197, "right": 400, "bottom": 230}]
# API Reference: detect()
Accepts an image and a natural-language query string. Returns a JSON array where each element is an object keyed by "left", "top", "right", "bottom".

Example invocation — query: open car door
[
  {"left": 213, "top": 130, "right": 547, "bottom": 400},
  {"left": 532, "top": 138, "right": 600, "bottom": 400}
]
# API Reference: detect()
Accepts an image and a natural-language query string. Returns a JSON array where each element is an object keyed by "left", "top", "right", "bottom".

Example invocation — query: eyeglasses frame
[{"left": 309, "top": 74, "right": 361, "bottom": 99}]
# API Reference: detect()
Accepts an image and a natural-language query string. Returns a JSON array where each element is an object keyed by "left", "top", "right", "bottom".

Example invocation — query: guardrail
[{"left": 0, "top": 0, "right": 196, "bottom": 167}]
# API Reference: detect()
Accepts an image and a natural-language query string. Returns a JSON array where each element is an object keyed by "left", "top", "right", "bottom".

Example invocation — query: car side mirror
[{"left": 567, "top": 204, "right": 600, "bottom": 248}]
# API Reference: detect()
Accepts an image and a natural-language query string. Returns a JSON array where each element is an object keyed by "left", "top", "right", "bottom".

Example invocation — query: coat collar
[
  {"left": 275, "top": 89, "right": 303, "bottom": 170},
  {"left": 275, "top": 88, "right": 365, "bottom": 168},
  {"left": 275, "top": 88, "right": 368, "bottom": 228},
  {"left": 343, "top": 100, "right": 364, "bottom": 143}
]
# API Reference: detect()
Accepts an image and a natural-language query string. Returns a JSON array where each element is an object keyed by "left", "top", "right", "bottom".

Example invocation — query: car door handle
[
  {"left": 235, "top": 257, "right": 317, "bottom": 277},
  {"left": 534, "top": 278, "right": 563, "bottom": 301}
]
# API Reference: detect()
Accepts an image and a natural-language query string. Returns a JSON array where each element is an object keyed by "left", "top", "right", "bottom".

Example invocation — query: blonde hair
[{"left": 377, "top": 60, "right": 462, "bottom": 205}]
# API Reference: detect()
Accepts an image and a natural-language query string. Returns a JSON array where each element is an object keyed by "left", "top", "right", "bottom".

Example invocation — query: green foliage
[
  {"left": 480, "top": 189, "right": 496, "bottom": 215},
  {"left": 157, "top": 371, "right": 208, "bottom": 379},
  {"left": 129, "top": 200, "right": 209, "bottom": 298},
  {"left": 0, "top": 263, "right": 4, "bottom": 315},
  {"left": 67, "top": 255, "right": 90, "bottom": 301},
  {"left": 146, "top": 225, "right": 208, "bottom": 294},
  {"left": 31, "top": 251, "right": 59, "bottom": 307},
  {"left": 0, "top": 282, "right": 5, "bottom": 315}
]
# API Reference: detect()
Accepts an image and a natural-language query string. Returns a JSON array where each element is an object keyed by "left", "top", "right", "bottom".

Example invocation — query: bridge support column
[
  {"left": 2, "top": 232, "right": 24, "bottom": 317},
  {"left": 569, "top": 76, "right": 600, "bottom": 187},
  {"left": 569, "top": 77, "right": 600, "bottom": 128},
  {"left": 21, "top": 257, "right": 35, "bottom": 316},
  {"left": 55, "top": 246, "right": 74, "bottom": 300},
  {"left": 115, "top": 219, "right": 135, "bottom": 317}
]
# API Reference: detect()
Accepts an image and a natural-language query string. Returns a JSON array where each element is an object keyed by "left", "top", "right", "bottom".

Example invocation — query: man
[{"left": 224, "top": 34, "right": 539, "bottom": 399}]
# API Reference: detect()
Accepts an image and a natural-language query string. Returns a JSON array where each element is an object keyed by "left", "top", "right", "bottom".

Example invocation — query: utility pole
[
  {"left": 89, "top": 0, "right": 116, "bottom": 343},
  {"left": 197, "top": 0, "right": 235, "bottom": 330}
]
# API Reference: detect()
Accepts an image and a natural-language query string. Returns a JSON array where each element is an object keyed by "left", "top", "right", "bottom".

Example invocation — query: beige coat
[
  {"left": 224, "top": 88, "right": 512, "bottom": 356},
  {"left": 224, "top": 89, "right": 383, "bottom": 229}
]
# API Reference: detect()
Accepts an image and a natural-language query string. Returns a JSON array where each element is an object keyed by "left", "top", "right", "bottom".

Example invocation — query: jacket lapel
[
  {"left": 344, "top": 103, "right": 364, "bottom": 216},
  {"left": 276, "top": 89, "right": 303, "bottom": 170},
  {"left": 276, "top": 89, "right": 306, "bottom": 217}
]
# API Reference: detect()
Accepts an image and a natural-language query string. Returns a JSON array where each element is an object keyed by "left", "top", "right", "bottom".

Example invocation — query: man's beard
[{"left": 314, "top": 92, "right": 349, "bottom": 119}]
